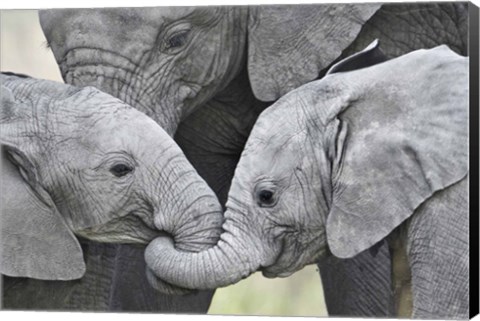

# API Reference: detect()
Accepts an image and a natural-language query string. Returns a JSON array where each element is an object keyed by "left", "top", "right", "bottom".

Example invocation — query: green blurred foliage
[{"left": 209, "top": 265, "right": 328, "bottom": 316}]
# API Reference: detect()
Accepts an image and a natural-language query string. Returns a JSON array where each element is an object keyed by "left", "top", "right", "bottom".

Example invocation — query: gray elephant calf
[
  {"left": 145, "top": 44, "right": 469, "bottom": 319},
  {"left": 1, "top": 73, "right": 222, "bottom": 288}
]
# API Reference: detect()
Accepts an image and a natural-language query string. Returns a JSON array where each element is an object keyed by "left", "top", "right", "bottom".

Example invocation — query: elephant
[
  {"left": 38, "top": 2, "right": 469, "bottom": 314},
  {"left": 0, "top": 72, "right": 223, "bottom": 309},
  {"left": 144, "top": 43, "right": 470, "bottom": 319}
]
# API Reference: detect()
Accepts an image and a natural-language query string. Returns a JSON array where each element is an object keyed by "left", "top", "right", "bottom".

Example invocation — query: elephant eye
[
  {"left": 257, "top": 190, "right": 276, "bottom": 207},
  {"left": 166, "top": 30, "right": 190, "bottom": 49},
  {"left": 110, "top": 163, "right": 133, "bottom": 177}
]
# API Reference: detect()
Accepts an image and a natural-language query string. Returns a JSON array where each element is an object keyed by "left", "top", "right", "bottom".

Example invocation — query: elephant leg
[
  {"left": 106, "top": 243, "right": 214, "bottom": 312},
  {"left": 2, "top": 275, "right": 78, "bottom": 309},
  {"left": 2, "top": 241, "right": 214, "bottom": 312},
  {"left": 175, "top": 67, "right": 269, "bottom": 206},
  {"left": 406, "top": 177, "right": 469, "bottom": 319},
  {"left": 389, "top": 230, "right": 413, "bottom": 317},
  {"left": 318, "top": 242, "right": 394, "bottom": 317}
]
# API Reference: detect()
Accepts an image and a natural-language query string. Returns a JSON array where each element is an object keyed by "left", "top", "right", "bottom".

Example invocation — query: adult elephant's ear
[
  {"left": 247, "top": 4, "right": 381, "bottom": 102},
  {"left": 324, "top": 46, "right": 469, "bottom": 259},
  {"left": 1, "top": 87, "right": 85, "bottom": 280}
]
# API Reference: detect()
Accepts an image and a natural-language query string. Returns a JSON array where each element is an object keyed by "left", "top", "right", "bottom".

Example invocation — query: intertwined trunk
[{"left": 145, "top": 208, "right": 272, "bottom": 290}]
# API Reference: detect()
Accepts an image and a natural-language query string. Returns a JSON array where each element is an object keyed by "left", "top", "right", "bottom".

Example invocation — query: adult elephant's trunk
[
  {"left": 145, "top": 207, "right": 275, "bottom": 290},
  {"left": 62, "top": 67, "right": 180, "bottom": 136},
  {"left": 43, "top": 41, "right": 181, "bottom": 135}
]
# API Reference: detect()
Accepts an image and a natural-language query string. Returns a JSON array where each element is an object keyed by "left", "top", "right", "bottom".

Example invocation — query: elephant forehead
[
  {"left": 65, "top": 88, "right": 131, "bottom": 118},
  {"left": 86, "top": 110, "right": 165, "bottom": 147},
  {"left": 81, "top": 7, "right": 198, "bottom": 26},
  {"left": 241, "top": 130, "right": 306, "bottom": 179},
  {"left": 124, "top": 7, "right": 198, "bottom": 21},
  {"left": 248, "top": 92, "right": 311, "bottom": 148},
  {"left": 259, "top": 82, "right": 321, "bottom": 121},
  {"left": 61, "top": 92, "right": 165, "bottom": 151},
  {"left": 55, "top": 6, "right": 212, "bottom": 43},
  {"left": 44, "top": 7, "right": 200, "bottom": 63}
]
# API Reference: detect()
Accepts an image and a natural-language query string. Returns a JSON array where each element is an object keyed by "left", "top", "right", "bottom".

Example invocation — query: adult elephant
[{"left": 37, "top": 2, "right": 468, "bottom": 315}]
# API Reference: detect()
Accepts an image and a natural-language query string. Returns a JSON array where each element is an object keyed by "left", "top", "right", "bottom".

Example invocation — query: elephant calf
[
  {"left": 1, "top": 73, "right": 222, "bottom": 290},
  {"left": 145, "top": 43, "right": 469, "bottom": 318}
]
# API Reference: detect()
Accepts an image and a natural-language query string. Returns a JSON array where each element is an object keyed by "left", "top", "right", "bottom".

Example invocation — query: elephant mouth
[
  {"left": 258, "top": 237, "right": 300, "bottom": 278},
  {"left": 75, "top": 212, "right": 165, "bottom": 244},
  {"left": 260, "top": 256, "right": 302, "bottom": 278},
  {"left": 260, "top": 253, "right": 317, "bottom": 279},
  {"left": 261, "top": 267, "right": 296, "bottom": 278},
  {"left": 260, "top": 236, "right": 327, "bottom": 279}
]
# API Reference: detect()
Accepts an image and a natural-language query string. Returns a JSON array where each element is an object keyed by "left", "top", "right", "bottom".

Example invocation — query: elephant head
[
  {"left": 39, "top": 5, "right": 381, "bottom": 135},
  {"left": 0, "top": 73, "right": 222, "bottom": 282},
  {"left": 143, "top": 43, "right": 468, "bottom": 289}
]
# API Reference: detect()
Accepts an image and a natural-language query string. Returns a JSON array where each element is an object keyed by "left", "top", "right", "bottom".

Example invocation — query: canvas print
[{"left": 0, "top": 2, "right": 477, "bottom": 319}]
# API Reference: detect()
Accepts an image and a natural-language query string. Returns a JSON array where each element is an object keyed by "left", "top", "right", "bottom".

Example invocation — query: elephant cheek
[{"left": 75, "top": 223, "right": 163, "bottom": 244}]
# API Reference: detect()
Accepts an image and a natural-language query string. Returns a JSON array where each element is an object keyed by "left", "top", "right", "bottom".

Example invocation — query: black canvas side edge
[{"left": 469, "top": 1, "right": 480, "bottom": 319}]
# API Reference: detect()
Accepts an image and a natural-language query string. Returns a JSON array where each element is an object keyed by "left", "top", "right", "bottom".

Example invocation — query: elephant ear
[
  {"left": 247, "top": 4, "right": 381, "bottom": 102},
  {"left": 324, "top": 46, "right": 469, "bottom": 258},
  {"left": 1, "top": 87, "right": 85, "bottom": 280}
]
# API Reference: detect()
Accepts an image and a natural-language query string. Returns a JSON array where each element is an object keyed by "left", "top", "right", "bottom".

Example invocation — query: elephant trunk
[
  {"left": 145, "top": 208, "right": 272, "bottom": 290},
  {"left": 56, "top": 48, "right": 180, "bottom": 135},
  {"left": 112, "top": 118, "right": 225, "bottom": 295},
  {"left": 164, "top": 186, "right": 223, "bottom": 253},
  {"left": 148, "top": 143, "right": 224, "bottom": 252}
]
